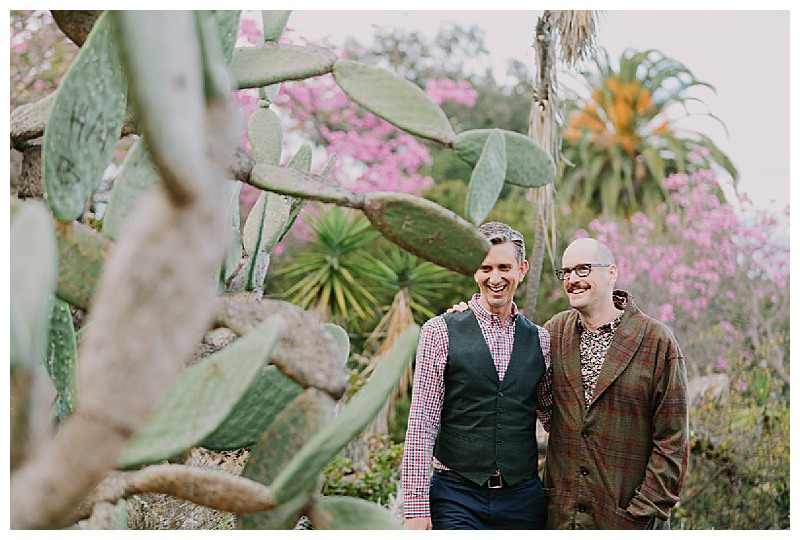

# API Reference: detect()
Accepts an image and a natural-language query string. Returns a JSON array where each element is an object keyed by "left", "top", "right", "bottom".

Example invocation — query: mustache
[{"left": 566, "top": 282, "right": 589, "bottom": 293}]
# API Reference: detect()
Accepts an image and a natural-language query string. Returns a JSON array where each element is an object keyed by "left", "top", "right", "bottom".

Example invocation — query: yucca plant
[
  {"left": 560, "top": 47, "right": 738, "bottom": 218},
  {"left": 274, "top": 204, "right": 382, "bottom": 327},
  {"left": 360, "top": 244, "right": 453, "bottom": 436}
]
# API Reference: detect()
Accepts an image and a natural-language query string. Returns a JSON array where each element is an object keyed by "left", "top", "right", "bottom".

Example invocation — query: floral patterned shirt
[{"left": 577, "top": 293, "right": 627, "bottom": 406}]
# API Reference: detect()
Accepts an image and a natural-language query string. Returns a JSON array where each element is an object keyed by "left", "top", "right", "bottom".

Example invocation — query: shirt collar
[
  {"left": 469, "top": 294, "right": 518, "bottom": 325},
  {"left": 577, "top": 310, "right": 623, "bottom": 335}
]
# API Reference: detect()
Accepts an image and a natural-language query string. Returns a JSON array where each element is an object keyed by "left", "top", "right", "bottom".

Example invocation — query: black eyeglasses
[{"left": 555, "top": 263, "right": 611, "bottom": 281}]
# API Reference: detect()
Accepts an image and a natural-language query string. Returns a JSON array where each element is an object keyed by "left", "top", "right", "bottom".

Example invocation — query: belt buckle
[{"left": 487, "top": 472, "right": 504, "bottom": 489}]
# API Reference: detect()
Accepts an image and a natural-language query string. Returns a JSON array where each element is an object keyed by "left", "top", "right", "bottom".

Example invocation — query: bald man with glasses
[{"left": 543, "top": 237, "right": 688, "bottom": 529}]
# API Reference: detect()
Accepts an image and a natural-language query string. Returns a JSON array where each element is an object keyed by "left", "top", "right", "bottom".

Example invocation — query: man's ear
[
  {"left": 520, "top": 259, "right": 529, "bottom": 279},
  {"left": 608, "top": 264, "right": 618, "bottom": 286}
]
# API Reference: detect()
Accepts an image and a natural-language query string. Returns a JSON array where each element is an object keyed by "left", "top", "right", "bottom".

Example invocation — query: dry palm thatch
[
  {"left": 523, "top": 10, "right": 599, "bottom": 317},
  {"left": 363, "top": 288, "right": 415, "bottom": 437},
  {"left": 551, "top": 10, "right": 600, "bottom": 65}
]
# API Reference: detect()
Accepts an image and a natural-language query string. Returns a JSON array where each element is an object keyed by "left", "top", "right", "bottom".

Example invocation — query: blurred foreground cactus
[{"left": 9, "top": 10, "right": 554, "bottom": 530}]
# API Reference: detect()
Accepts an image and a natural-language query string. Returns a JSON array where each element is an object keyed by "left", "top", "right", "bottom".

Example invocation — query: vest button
[
  {"left": 580, "top": 467, "right": 589, "bottom": 476},
  {"left": 577, "top": 504, "right": 587, "bottom": 513},
  {"left": 497, "top": 441, "right": 502, "bottom": 445},
  {"left": 498, "top": 391, "right": 504, "bottom": 397},
  {"left": 581, "top": 431, "right": 589, "bottom": 438}
]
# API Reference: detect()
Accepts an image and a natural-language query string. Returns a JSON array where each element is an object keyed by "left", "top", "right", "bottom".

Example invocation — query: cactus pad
[
  {"left": 119, "top": 315, "right": 290, "bottom": 468},
  {"left": 42, "top": 11, "right": 127, "bottom": 222},
  {"left": 465, "top": 128, "right": 507, "bottom": 225},
  {"left": 363, "top": 191, "right": 491, "bottom": 275},
  {"left": 453, "top": 128, "right": 556, "bottom": 188},
  {"left": 232, "top": 45, "right": 337, "bottom": 89},
  {"left": 333, "top": 59, "right": 456, "bottom": 145}
]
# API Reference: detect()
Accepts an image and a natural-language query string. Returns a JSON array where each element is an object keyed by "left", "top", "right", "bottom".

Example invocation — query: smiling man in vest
[{"left": 401, "top": 222, "right": 552, "bottom": 530}]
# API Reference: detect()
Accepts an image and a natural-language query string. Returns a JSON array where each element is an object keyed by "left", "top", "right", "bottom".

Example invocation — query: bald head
[{"left": 563, "top": 238, "right": 615, "bottom": 266}]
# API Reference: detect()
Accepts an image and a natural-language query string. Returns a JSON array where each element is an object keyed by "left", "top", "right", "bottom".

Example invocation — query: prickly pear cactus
[
  {"left": 42, "top": 11, "right": 127, "bottom": 222},
  {"left": 10, "top": 8, "right": 560, "bottom": 530},
  {"left": 44, "top": 299, "right": 78, "bottom": 413},
  {"left": 119, "top": 315, "right": 289, "bottom": 468},
  {"left": 453, "top": 128, "right": 556, "bottom": 188},
  {"left": 466, "top": 128, "right": 507, "bottom": 225}
]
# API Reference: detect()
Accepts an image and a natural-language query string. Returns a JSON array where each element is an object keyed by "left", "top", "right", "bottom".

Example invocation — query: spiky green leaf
[
  {"left": 114, "top": 11, "right": 206, "bottom": 193},
  {"left": 55, "top": 220, "right": 110, "bottom": 311},
  {"left": 211, "top": 10, "right": 240, "bottom": 65},
  {"left": 250, "top": 164, "right": 366, "bottom": 208}
]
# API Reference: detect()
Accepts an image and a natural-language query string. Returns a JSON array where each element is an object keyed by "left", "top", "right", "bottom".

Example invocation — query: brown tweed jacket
[{"left": 542, "top": 290, "right": 689, "bottom": 529}]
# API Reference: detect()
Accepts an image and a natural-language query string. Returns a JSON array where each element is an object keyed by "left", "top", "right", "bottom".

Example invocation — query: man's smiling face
[
  {"left": 474, "top": 241, "right": 528, "bottom": 315},
  {"left": 560, "top": 239, "right": 616, "bottom": 315}
]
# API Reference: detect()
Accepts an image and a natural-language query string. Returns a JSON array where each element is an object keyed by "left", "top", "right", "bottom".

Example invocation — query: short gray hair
[{"left": 478, "top": 222, "right": 526, "bottom": 265}]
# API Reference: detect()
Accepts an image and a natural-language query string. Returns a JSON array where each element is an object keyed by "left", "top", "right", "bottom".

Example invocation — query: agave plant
[
  {"left": 273, "top": 204, "right": 381, "bottom": 326},
  {"left": 560, "top": 47, "right": 738, "bottom": 218},
  {"left": 359, "top": 244, "right": 454, "bottom": 436}
]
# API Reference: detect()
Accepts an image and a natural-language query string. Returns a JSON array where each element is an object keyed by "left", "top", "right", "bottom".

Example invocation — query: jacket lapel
[
  {"left": 590, "top": 296, "right": 645, "bottom": 406},
  {"left": 561, "top": 310, "right": 587, "bottom": 409}
]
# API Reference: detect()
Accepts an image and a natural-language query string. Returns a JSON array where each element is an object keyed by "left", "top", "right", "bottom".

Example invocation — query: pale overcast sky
[{"left": 286, "top": 9, "right": 791, "bottom": 215}]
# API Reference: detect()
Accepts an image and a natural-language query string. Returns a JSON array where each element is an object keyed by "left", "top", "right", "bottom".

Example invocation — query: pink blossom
[
  {"left": 424, "top": 78, "right": 478, "bottom": 106},
  {"left": 718, "top": 321, "right": 734, "bottom": 333},
  {"left": 238, "top": 17, "right": 262, "bottom": 44},
  {"left": 657, "top": 303, "right": 675, "bottom": 324}
]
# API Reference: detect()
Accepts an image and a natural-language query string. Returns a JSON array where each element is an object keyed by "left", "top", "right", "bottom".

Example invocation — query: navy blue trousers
[{"left": 429, "top": 471, "right": 547, "bottom": 530}]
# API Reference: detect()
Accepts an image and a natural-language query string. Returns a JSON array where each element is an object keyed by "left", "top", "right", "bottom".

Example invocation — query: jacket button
[
  {"left": 580, "top": 467, "right": 589, "bottom": 476},
  {"left": 499, "top": 391, "right": 504, "bottom": 397},
  {"left": 581, "top": 431, "right": 589, "bottom": 438},
  {"left": 577, "top": 504, "right": 587, "bottom": 513}
]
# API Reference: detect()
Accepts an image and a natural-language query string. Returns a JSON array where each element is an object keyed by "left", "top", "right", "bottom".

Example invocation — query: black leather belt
[{"left": 435, "top": 469, "right": 508, "bottom": 489}]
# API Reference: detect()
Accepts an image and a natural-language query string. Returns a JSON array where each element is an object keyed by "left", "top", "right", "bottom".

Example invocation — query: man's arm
[
  {"left": 535, "top": 325, "right": 553, "bottom": 432},
  {"left": 625, "top": 333, "right": 689, "bottom": 520},
  {"left": 401, "top": 317, "right": 447, "bottom": 522}
]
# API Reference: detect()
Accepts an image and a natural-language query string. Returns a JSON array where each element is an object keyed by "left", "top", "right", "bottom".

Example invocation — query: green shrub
[
  {"left": 322, "top": 435, "right": 404, "bottom": 506},
  {"left": 676, "top": 345, "right": 790, "bottom": 529}
]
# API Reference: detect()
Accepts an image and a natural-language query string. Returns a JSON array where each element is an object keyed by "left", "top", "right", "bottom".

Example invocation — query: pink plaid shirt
[{"left": 401, "top": 294, "right": 553, "bottom": 518}]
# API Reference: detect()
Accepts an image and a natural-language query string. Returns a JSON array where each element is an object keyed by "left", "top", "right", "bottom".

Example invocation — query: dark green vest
[{"left": 434, "top": 310, "right": 545, "bottom": 486}]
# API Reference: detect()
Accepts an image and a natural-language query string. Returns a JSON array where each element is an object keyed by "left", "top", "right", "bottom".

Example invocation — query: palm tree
[
  {"left": 361, "top": 245, "right": 453, "bottom": 436},
  {"left": 559, "top": 47, "right": 738, "bottom": 218},
  {"left": 523, "top": 10, "right": 599, "bottom": 318}
]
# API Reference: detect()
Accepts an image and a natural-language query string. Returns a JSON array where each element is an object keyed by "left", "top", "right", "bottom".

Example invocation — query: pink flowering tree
[
  {"left": 572, "top": 165, "right": 789, "bottom": 383},
  {"left": 232, "top": 21, "right": 477, "bottom": 241}
]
